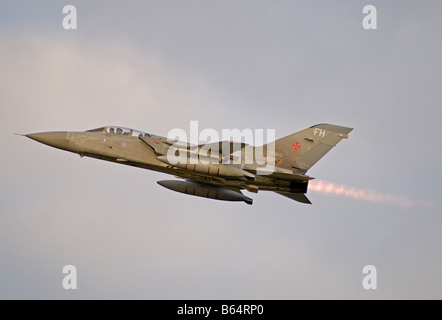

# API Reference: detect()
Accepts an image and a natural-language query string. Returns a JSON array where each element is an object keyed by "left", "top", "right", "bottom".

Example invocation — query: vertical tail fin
[{"left": 272, "top": 124, "right": 353, "bottom": 172}]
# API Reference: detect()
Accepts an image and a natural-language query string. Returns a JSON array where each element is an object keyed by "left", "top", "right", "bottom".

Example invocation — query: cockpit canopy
[{"left": 87, "top": 126, "right": 152, "bottom": 138}]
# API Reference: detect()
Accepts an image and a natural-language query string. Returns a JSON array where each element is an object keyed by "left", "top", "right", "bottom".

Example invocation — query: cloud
[{"left": 0, "top": 32, "right": 222, "bottom": 136}]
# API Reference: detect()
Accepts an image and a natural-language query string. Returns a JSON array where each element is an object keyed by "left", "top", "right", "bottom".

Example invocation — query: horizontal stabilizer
[{"left": 275, "top": 192, "right": 312, "bottom": 204}]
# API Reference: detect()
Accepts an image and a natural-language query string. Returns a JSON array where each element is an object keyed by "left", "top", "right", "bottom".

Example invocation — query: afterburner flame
[{"left": 309, "top": 179, "right": 416, "bottom": 207}]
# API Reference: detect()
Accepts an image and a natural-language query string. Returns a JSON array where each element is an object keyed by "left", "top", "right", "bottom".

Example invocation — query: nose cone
[{"left": 26, "top": 132, "right": 69, "bottom": 150}]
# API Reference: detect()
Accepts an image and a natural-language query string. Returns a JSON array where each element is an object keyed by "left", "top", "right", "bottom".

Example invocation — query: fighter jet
[{"left": 24, "top": 124, "right": 352, "bottom": 205}]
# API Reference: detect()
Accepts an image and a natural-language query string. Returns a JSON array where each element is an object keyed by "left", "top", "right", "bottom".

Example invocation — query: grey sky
[{"left": 1, "top": 1, "right": 441, "bottom": 299}]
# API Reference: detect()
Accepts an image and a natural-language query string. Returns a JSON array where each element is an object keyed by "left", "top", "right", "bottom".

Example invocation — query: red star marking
[{"left": 292, "top": 142, "right": 301, "bottom": 151}]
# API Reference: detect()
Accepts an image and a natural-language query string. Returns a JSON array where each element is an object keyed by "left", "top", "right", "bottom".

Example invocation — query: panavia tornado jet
[{"left": 24, "top": 124, "right": 352, "bottom": 205}]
